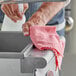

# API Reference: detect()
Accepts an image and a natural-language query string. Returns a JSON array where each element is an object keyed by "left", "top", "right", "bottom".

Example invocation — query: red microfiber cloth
[{"left": 29, "top": 26, "right": 65, "bottom": 70}]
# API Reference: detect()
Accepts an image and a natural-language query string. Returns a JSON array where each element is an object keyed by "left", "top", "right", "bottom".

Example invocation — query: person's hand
[
  {"left": 1, "top": 3, "right": 29, "bottom": 22},
  {"left": 22, "top": 2, "right": 64, "bottom": 36},
  {"left": 22, "top": 13, "right": 45, "bottom": 36}
]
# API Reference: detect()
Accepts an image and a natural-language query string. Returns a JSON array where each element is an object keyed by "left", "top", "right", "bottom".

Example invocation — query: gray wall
[
  {"left": 65, "top": 0, "right": 76, "bottom": 54},
  {"left": 61, "top": 0, "right": 76, "bottom": 76}
]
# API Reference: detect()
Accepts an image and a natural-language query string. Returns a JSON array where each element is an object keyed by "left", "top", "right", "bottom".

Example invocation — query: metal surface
[
  {"left": 21, "top": 46, "right": 54, "bottom": 73},
  {"left": 21, "top": 57, "right": 47, "bottom": 73},
  {"left": 34, "top": 56, "right": 59, "bottom": 76},
  {"left": 0, "top": 32, "right": 31, "bottom": 59},
  {"left": 0, "top": 31, "right": 54, "bottom": 74},
  {"left": 0, "top": 31, "right": 59, "bottom": 75},
  {"left": 0, "top": 0, "right": 66, "bottom": 4}
]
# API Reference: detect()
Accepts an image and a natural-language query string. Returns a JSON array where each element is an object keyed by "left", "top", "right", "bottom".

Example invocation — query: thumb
[{"left": 22, "top": 22, "right": 31, "bottom": 36}]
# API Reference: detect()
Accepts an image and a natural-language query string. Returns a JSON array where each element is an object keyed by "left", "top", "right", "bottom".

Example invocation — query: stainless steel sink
[
  {"left": 0, "top": 31, "right": 31, "bottom": 59},
  {"left": 0, "top": 31, "right": 59, "bottom": 76}
]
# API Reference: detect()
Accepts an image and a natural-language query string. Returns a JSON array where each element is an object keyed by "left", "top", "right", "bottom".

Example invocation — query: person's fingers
[
  {"left": 2, "top": 4, "right": 15, "bottom": 16},
  {"left": 1, "top": 4, "right": 11, "bottom": 16},
  {"left": 1, "top": 3, "right": 28, "bottom": 22},
  {"left": 1, "top": 4, "right": 14, "bottom": 21},
  {"left": 23, "top": 27, "right": 29, "bottom": 36},
  {"left": 10, "top": 16, "right": 20, "bottom": 22},
  {"left": 22, "top": 22, "right": 31, "bottom": 36},
  {"left": 1, "top": 4, "right": 17, "bottom": 22},
  {"left": 11, "top": 4, "right": 18, "bottom": 14},
  {"left": 11, "top": 4, "right": 23, "bottom": 19},
  {"left": 5, "top": 4, "right": 13, "bottom": 16},
  {"left": 15, "top": 10, "right": 23, "bottom": 19},
  {"left": 23, "top": 3, "right": 29, "bottom": 14}
]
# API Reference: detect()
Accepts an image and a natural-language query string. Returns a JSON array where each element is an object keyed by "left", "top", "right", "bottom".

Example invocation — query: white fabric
[
  {"left": 1, "top": 15, "right": 26, "bottom": 31},
  {"left": 1, "top": 4, "right": 25, "bottom": 31},
  {"left": 18, "top": 4, "right": 24, "bottom": 13}
]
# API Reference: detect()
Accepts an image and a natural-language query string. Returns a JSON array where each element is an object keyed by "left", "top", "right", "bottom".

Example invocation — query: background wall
[
  {"left": 61, "top": 0, "right": 76, "bottom": 76},
  {"left": 65, "top": 0, "right": 76, "bottom": 54}
]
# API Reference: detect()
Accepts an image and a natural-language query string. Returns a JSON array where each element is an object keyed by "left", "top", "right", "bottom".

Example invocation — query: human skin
[
  {"left": 1, "top": 3, "right": 29, "bottom": 22},
  {"left": 1, "top": 2, "right": 65, "bottom": 35},
  {"left": 22, "top": 2, "right": 65, "bottom": 36}
]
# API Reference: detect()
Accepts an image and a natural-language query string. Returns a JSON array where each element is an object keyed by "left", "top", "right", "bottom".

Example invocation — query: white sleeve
[{"left": 64, "top": 0, "right": 71, "bottom": 7}]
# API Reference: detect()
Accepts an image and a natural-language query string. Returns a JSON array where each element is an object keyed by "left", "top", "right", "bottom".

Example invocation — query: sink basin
[
  {"left": 0, "top": 31, "right": 32, "bottom": 59},
  {"left": 0, "top": 31, "right": 56, "bottom": 75}
]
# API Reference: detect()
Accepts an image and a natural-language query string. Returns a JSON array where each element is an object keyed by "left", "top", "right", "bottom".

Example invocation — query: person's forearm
[{"left": 27, "top": 2, "right": 65, "bottom": 26}]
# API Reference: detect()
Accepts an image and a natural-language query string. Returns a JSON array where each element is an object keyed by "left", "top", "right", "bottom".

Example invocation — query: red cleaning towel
[{"left": 29, "top": 26, "right": 65, "bottom": 70}]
